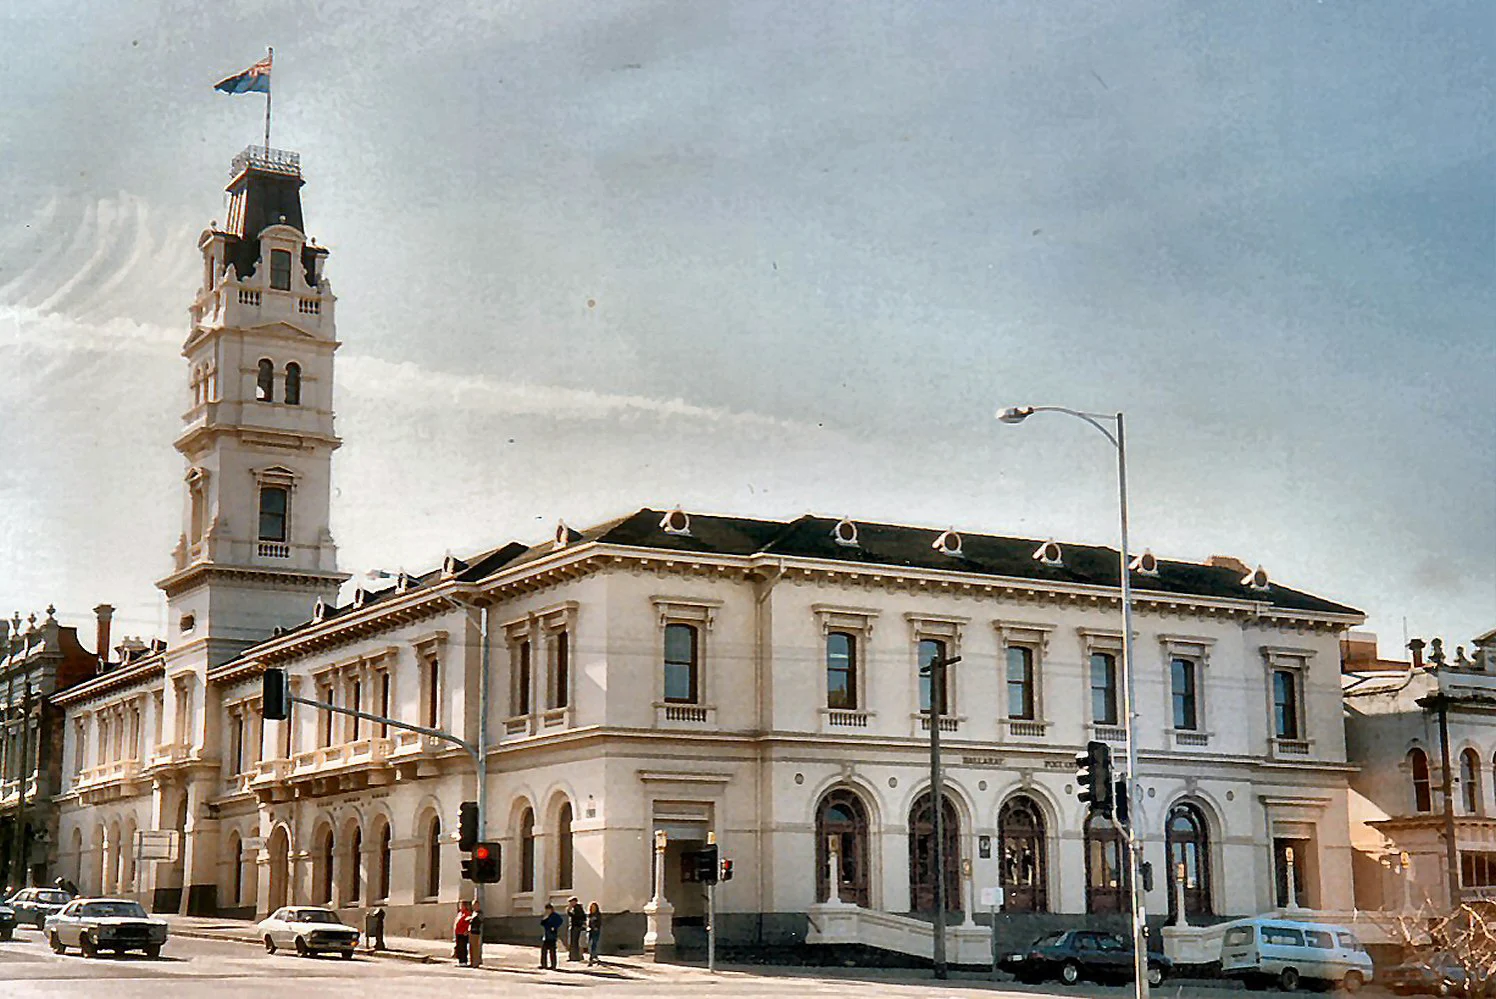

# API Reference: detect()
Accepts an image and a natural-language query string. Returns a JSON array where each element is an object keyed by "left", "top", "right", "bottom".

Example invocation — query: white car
[
  {"left": 256, "top": 906, "right": 360, "bottom": 959},
  {"left": 44, "top": 898, "right": 168, "bottom": 959}
]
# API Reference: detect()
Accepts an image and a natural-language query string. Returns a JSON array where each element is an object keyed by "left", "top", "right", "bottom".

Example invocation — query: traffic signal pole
[{"left": 927, "top": 652, "right": 960, "bottom": 981}]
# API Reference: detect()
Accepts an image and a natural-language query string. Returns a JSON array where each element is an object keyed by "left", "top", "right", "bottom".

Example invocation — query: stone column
[
  {"left": 642, "top": 830, "right": 674, "bottom": 961},
  {"left": 826, "top": 835, "right": 844, "bottom": 904},
  {"left": 1172, "top": 862, "right": 1189, "bottom": 927},
  {"left": 179, "top": 776, "right": 220, "bottom": 915}
]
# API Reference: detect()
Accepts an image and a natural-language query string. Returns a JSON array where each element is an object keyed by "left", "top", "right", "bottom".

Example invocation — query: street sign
[
  {"left": 135, "top": 830, "right": 179, "bottom": 862},
  {"left": 980, "top": 886, "right": 1004, "bottom": 908}
]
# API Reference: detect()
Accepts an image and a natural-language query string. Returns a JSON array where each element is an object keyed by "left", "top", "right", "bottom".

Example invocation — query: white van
[{"left": 1219, "top": 917, "right": 1374, "bottom": 992}]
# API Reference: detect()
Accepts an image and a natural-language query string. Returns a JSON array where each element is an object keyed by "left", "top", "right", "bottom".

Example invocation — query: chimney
[
  {"left": 1408, "top": 638, "right": 1425, "bottom": 671},
  {"left": 1206, "top": 554, "right": 1250, "bottom": 575},
  {"left": 94, "top": 604, "right": 114, "bottom": 665}
]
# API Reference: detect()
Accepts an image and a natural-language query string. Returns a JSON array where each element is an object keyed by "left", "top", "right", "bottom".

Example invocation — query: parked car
[
  {"left": 256, "top": 906, "right": 360, "bottom": 959},
  {"left": 1385, "top": 951, "right": 1471, "bottom": 996},
  {"left": 5, "top": 887, "right": 74, "bottom": 929},
  {"left": 1218, "top": 917, "right": 1374, "bottom": 992},
  {"left": 44, "top": 897, "right": 168, "bottom": 959},
  {"left": 999, "top": 929, "right": 1171, "bottom": 987},
  {"left": 0, "top": 900, "right": 16, "bottom": 941}
]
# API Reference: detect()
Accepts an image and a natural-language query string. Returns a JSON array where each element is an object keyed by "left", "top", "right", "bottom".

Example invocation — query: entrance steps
[{"left": 805, "top": 901, "right": 992, "bottom": 966}]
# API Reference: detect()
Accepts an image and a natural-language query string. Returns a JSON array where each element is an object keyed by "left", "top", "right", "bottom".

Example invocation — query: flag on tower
[{"left": 215, "top": 53, "right": 272, "bottom": 94}]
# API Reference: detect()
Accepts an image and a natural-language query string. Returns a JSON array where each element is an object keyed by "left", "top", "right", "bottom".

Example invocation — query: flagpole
[{"left": 263, "top": 47, "right": 273, "bottom": 148}]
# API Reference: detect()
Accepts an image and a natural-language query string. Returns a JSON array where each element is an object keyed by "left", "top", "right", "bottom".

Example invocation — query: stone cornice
[
  {"left": 156, "top": 561, "right": 349, "bottom": 598},
  {"left": 51, "top": 657, "right": 165, "bottom": 707}
]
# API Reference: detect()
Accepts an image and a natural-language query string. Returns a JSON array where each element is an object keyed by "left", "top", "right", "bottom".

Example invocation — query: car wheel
[
  {"left": 145, "top": 943, "right": 162, "bottom": 960},
  {"left": 1147, "top": 966, "right": 1164, "bottom": 987},
  {"left": 1341, "top": 971, "right": 1363, "bottom": 994},
  {"left": 294, "top": 937, "right": 310, "bottom": 958},
  {"left": 49, "top": 932, "right": 66, "bottom": 954},
  {"left": 1060, "top": 960, "right": 1081, "bottom": 986},
  {"left": 264, "top": 935, "right": 277, "bottom": 954},
  {"left": 341, "top": 949, "right": 354, "bottom": 961},
  {"left": 80, "top": 935, "right": 97, "bottom": 960},
  {"left": 0, "top": 928, "right": 11, "bottom": 942},
  {"left": 1279, "top": 967, "right": 1300, "bottom": 992}
]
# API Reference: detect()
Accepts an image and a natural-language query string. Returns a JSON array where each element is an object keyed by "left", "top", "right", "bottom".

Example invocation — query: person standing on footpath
[
  {"left": 566, "top": 897, "right": 585, "bottom": 962},
  {"left": 585, "top": 901, "right": 603, "bottom": 966},
  {"left": 467, "top": 905, "right": 484, "bottom": 968},
  {"left": 539, "top": 903, "right": 563, "bottom": 969},
  {"left": 452, "top": 900, "right": 472, "bottom": 965}
]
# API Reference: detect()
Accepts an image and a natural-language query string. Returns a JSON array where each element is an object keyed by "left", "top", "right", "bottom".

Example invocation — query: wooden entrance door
[
  {"left": 908, "top": 791, "right": 960, "bottom": 915},
  {"left": 998, "top": 795, "right": 1048, "bottom": 912},
  {"left": 816, "top": 788, "right": 871, "bottom": 907}
]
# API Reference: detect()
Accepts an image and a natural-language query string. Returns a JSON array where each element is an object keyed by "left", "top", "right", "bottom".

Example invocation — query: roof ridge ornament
[
  {"left": 442, "top": 554, "right": 468, "bottom": 576},
  {"left": 660, "top": 507, "right": 691, "bottom": 536},
  {"left": 832, "top": 517, "right": 859, "bottom": 547},
  {"left": 1033, "top": 540, "right": 1063, "bottom": 566},
  {"left": 933, "top": 528, "right": 963, "bottom": 557}
]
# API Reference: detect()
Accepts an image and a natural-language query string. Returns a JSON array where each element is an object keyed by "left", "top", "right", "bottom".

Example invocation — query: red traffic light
[{"left": 474, "top": 844, "right": 492, "bottom": 861}]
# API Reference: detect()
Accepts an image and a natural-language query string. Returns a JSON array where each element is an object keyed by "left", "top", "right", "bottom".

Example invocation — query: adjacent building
[{"left": 1343, "top": 629, "right": 1496, "bottom": 911}]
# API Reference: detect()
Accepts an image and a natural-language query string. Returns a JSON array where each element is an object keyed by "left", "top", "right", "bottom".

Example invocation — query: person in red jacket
[{"left": 453, "top": 900, "right": 472, "bottom": 965}]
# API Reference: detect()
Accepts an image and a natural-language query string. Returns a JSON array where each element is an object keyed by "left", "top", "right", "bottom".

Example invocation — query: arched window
[
  {"left": 270, "top": 249, "right": 292, "bottom": 291},
  {"left": 826, "top": 632, "right": 857, "bottom": 709},
  {"left": 998, "top": 795, "right": 1048, "bottom": 912},
  {"left": 520, "top": 807, "right": 536, "bottom": 893},
  {"left": 284, "top": 362, "right": 301, "bottom": 405},
  {"left": 1410, "top": 749, "right": 1432, "bottom": 813},
  {"left": 376, "top": 822, "right": 392, "bottom": 901},
  {"left": 1461, "top": 749, "right": 1482, "bottom": 814},
  {"left": 347, "top": 826, "right": 363, "bottom": 904},
  {"left": 908, "top": 790, "right": 960, "bottom": 914},
  {"left": 316, "top": 828, "right": 335, "bottom": 904},
  {"left": 1166, "top": 803, "right": 1211, "bottom": 919},
  {"left": 556, "top": 803, "right": 574, "bottom": 890},
  {"left": 423, "top": 816, "right": 441, "bottom": 900},
  {"left": 1084, "top": 812, "right": 1128, "bottom": 914},
  {"left": 816, "top": 788, "right": 870, "bottom": 907},
  {"left": 256, "top": 358, "right": 274, "bottom": 402}
]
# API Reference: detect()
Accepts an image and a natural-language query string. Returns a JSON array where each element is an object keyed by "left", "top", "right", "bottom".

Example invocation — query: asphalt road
[{"left": 0, "top": 923, "right": 1377, "bottom": 998}]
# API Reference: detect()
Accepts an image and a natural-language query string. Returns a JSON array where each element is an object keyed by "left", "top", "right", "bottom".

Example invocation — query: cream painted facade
[{"left": 50, "top": 144, "right": 1368, "bottom": 952}]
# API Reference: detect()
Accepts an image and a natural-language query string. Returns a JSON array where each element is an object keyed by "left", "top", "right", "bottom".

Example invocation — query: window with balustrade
[
  {"left": 270, "top": 249, "right": 292, "bottom": 291},
  {"left": 663, "top": 623, "right": 699, "bottom": 704},
  {"left": 1090, "top": 652, "right": 1119, "bottom": 726},
  {"left": 258, "top": 486, "right": 288, "bottom": 543},
  {"left": 1006, "top": 646, "right": 1038, "bottom": 721},
  {"left": 1171, "top": 657, "right": 1199, "bottom": 731},
  {"left": 826, "top": 631, "right": 858, "bottom": 710}
]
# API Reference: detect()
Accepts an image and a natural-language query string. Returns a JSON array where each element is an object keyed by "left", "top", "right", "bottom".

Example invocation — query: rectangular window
[
  {"left": 1463, "top": 851, "right": 1496, "bottom": 888},
  {"left": 320, "top": 687, "right": 334, "bottom": 747},
  {"left": 379, "top": 672, "right": 391, "bottom": 738},
  {"left": 663, "top": 623, "right": 699, "bottom": 703},
  {"left": 282, "top": 700, "right": 294, "bottom": 759},
  {"left": 1090, "top": 653, "right": 1119, "bottom": 725},
  {"left": 1272, "top": 669, "right": 1299, "bottom": 739},
  {"left": 918, "top": 638, "right": 949, "bottom": 715},
  {"left": 75, "top": 722, "right": 87, "bottom": 773},
  {"left": 1006, "top": 646, "right": 1035, "bottom": 720},
  {"left": 424, "top": 656, "right": 440, "bottom": 729},
  {"left": 512, "top": 640, "right": 531, "bottom": 716},
  {"left": 230, "top": 714, "right": 244, "bottom": 774},
  {"left": 270, "top": 248, "right": 293, "bottom": 290},
  {"left": 550, "top": 632, "right": 570, "bottom": 710},
  {"left": 826, "top": 631, "right": 857, "bottom": 709},
  {"left": 258, "top": 486, "right": 288, "bottom": 542},
  {"left": 1171, "top": 658, "right": 1198, "bottom": 730},
  {"left": 350, "top": 679, "right": 362, "bottom": 740}
]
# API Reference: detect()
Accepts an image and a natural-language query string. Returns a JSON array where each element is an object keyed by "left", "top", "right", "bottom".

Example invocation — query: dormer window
[
  {"left": 1130, "top": 550, "right": 1159, "bottom": 576},
  {"left": 284, "top": 362, "right": 301, "bottom": 405},
  {"left": 442, "top": 554, "right": 467, "bottom": 576},
  {"left": 660, "top": 508, "right": 691, "bottom": 536},
  {"left": 270, "top": 249, "right": 292, "bottom": 291},
  {"left": 256, "top": 359, "right": 275, "bottom": 402},
  {"left": 832, "top": 518, "right": 859, "bottom": 547},
  {"left": 553, "top": 520, "right": 571, "bottom": 550},
  {"left": 1243, "top": 565, "right": 1271, "bottom": 590},
  {"left": 933, "top": 529, "right": 962, "bottom": 557},
  {"left": 1033, "top": 540, "right": 1063, "bottom": 566},
  {"left": 311, "top": 598, "right": 328, "bottom": 623},
  {"left": 352, "top": 588, "right": 369, "bottom": 609}
]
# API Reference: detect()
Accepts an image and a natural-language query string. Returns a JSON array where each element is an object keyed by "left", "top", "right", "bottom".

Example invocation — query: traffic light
[
  {"left": 458, "top": 801, "right": 479, "bottom": 852},
  {"left": 471, "top": 842, "right": 501, "bottom": 883},
  {"left": 1140, "top": 861, "right": 1154, "bottom": 893},
  {"left": 719, "top": 858, "right": 734, "bottom": 882},
  {"left": 1075, "top": 739, "right": 1114, "bottom": 818},
  {"left": 1114, "top": 776, "right": 1130, "bottom": 827},
  {"left": 461, "top": 855, "right": 474, "bottom": 881},
  {"left": 262, "top": 667, "right": 290, "bottom": 721},
  {"left": 683, "top": 844, "right": 719, "bottom": 884}
]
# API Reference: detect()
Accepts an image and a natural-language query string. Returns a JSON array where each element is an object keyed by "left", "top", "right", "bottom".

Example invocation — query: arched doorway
[
  {"left": 815, "top": 788, "right": 871, "bottom": 907},
  {"left": 267, "top": 826, "right": 290, "bottom": 911},
  {"left": 908, "top": 791, "right": 960, "bottom": 915},
  {"left": 313, "top": 826, "right": 335, "bottom": 904},
  {"left": 346, "top": 825, "right": 363, "bottom": 905},
  {"left": 998, "top": 795, "right": 1048, "bottom": 912},
  {"left": 1084, "top": 813, "right": 1128, "bottom": 914},
  {"left": 1166, "top": 803, "right": 1211, "bottom": 920}
]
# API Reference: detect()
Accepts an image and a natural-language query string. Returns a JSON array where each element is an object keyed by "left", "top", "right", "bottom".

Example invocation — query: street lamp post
[{"left": 997, "top": 405, "right": 1149, "bottom": 999}]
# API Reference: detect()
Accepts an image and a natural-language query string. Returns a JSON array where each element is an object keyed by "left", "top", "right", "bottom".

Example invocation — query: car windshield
[
  {"left": 81, "top": 902, "right": 147, "bottom": 919},
  {"left": 36, "top": 891, "right": 71, "bottom": 904},
  {"left": 1096, "top": 935, "right": 1127, "bottom": 951},
  {"left": 290, "top": 909, "right": 342, "bottom": 924}
]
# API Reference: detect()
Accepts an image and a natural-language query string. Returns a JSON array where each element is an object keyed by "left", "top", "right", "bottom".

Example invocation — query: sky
[{"left": 1, "top": 0, "right": 1491, "bottom": 657}]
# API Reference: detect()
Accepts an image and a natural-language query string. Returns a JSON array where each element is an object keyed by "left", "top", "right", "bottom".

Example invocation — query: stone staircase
[{"left": 804, "top": 900, "right": 993, "bottom": 966}]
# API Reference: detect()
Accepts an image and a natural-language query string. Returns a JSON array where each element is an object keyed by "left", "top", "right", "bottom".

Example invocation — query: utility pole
[
  {"left": 11, "top": 682, "right": 32, "bottom": 887},
  {"left": 1417, "top": 686, "right": 1461, "bottom": 907},
  {"left": 927, "top": 650, "right": 960, "bottom": 980}
]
